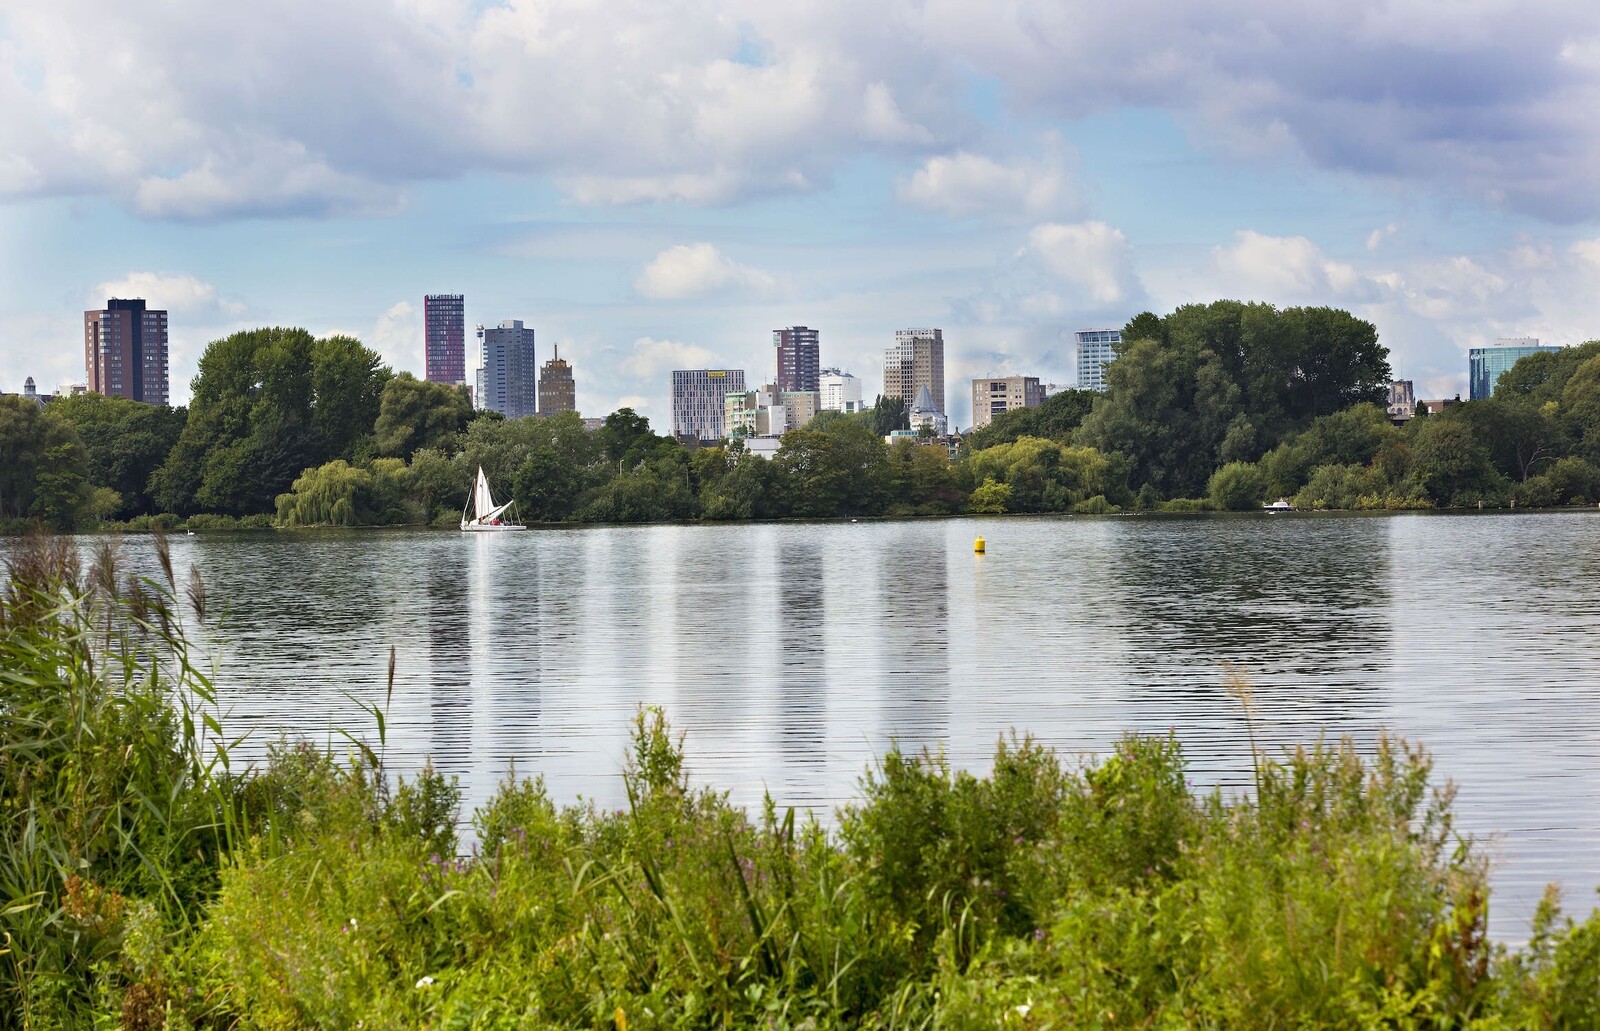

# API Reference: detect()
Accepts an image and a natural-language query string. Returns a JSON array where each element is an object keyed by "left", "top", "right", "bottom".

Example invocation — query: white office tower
[{"left": 1075, "top": 329, "right": 1120, "bottom": 391}]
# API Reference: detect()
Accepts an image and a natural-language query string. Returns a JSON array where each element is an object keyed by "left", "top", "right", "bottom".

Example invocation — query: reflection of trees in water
[
  {"left": 875, "top": 528, "right": 949, "bottom": 749},
  {"left": 1108, "top": 517, "right": 1393, "bottom": 682},
  {"left": 668, "top": 526, "right": 759, "bottom": 732},
  {"left": 776, "top": 536, "right": 826, "bottom": 765}
]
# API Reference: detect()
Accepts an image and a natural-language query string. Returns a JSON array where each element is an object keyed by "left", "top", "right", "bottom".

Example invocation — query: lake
[{"left": 29, "top": 511, "right": 1600, "bottom": 938}]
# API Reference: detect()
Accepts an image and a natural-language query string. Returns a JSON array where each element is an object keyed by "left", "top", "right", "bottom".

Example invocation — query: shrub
[{"left": 1207, "top": 460, "right": 1269, "bottom": 511}]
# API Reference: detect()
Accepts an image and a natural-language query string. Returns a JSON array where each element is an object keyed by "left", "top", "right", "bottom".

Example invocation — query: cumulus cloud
[
  {"left": 370, "top": 301, "right": 424, "bottom": 374},
  {"left": 634, "top": 244, "right": 779, "bottom": 300},
  {"left": 5, "top": 0, "right": 1597, "bottom": 220},
  {"left": 621, "top": 337, "right": 716, "bottom": 379},
  {"left": 93, "top": 272, "right": 244, "bottom": 317},
  {"left": 899, "top": 136, "right": 1078, "bottom": 221},
  {"left": 1211, "top": 230, "right": 1379, "bottom": 303},
  {"left": 1027, "top": 221, "right": 1142, "bottom": 306}
]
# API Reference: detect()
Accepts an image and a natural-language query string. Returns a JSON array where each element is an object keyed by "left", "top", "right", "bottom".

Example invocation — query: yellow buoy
[{"left": 974, "top": 535, "right": 986, "bottom": 554}]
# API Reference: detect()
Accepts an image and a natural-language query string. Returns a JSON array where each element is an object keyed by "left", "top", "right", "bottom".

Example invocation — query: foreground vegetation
[
  {"left": 6, "top": 302, "right": 1599, "bottom": 531},
  {"left": 4, "top": 536, "right": 1600, "bottom": 1029}
]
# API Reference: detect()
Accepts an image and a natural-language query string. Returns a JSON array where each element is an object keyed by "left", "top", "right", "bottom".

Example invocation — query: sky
[{"left": 2, "top": 0, "right": 1599, "bottom": 430}]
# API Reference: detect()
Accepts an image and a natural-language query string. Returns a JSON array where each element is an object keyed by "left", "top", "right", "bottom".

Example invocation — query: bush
[{"left": 1207, "top": 461, "right": 1269, "bottom": 511}]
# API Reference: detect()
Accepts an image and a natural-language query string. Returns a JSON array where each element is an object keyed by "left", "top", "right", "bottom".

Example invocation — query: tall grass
[{"left": 3, "top": 537, "right": 1600, "bottom": 1028}]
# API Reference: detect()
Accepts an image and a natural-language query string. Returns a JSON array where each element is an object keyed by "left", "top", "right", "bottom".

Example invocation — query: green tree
[
  {"left": 886, "top": 439, "right": 964, "bottom": 514},
  {"left": 373, "top": 373, "right": 472, "bottom": 459},
  {"left": 776, "top": 420, "right": 891, "bottom": 517},
  {"left": 49, "top": 393, "right": 186, "bottom": 517},
  {"left": 868, "top": 395, "right": 909, "bottom": 437},
  {"left": 966, "top": 389, "right": 1096, "bottom": 451},
  {"left": 0, "top": 397, "right": 98, "bottom": 528},
  {"left": 1207, "top": 461, "right": 1269, "bottom": 511},
  {"left": 1410, "top": 418, "right": 1508, "bottom": 507},
  {"left": 1259, "top": 403, "right": 1397, "bottom": 496},
  {"left": 153, "top": 328, "right": 389, "bottom": 515},
  {"left": 968, "top": 437, "right": 1122, "bottom": 512},
  {"left": 968, "top": 477, "right": 1012, "bottom": 513}
]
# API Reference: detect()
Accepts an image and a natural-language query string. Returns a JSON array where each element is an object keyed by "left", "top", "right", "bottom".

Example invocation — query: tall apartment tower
[
  {"left": 538, "top": 345, "right": 577, "bottom": 416},
  {"left": 671, "top": 368, "right": 747, "bottom": 440},
  {"left": 83, "top": 298, "right": 170, "bottom": 405},
  {"left": 971, "top": 375, "right": 1046, "bottom": 429},
  {"left": 475, "top": 320, "right": 537, "bottom": 418},
  {"left": 424, "top": 294, "right": 466, "bottom": 384},
  {"left": 884, "top": 328, "right": 945, "bottom": 414},
  {"left": 1076, "top": 329, "right": 1121, "bottom": 391},
  {"left": 773, "top": 326, "right": 821, "bottom": 392}
]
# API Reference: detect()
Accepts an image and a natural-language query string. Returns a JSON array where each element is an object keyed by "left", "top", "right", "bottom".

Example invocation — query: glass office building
[
  {"left": 1468, "top": 337, "right": 1563, "bottom": 400},
  {"left": 1075, "top": 329, "right": 1121, "bottom": 392}
]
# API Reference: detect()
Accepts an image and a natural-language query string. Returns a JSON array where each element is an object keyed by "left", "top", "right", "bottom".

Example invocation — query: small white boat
[
  {"left": 461, "top": 467, "right": 527, "bottom": 532},
  {"left": 1263, "top": 498, "right": 1294, "bottom": 513}
]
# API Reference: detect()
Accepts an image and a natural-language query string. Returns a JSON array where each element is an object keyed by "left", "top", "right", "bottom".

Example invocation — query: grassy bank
[{"left": 3, "top": 535, "right": 1599, "bottom": 1029}]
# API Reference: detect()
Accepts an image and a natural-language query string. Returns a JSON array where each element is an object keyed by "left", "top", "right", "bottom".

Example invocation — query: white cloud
[
  {"left": 633, "top": 243, "right": 779, "bottom": 300},
  {"left": 371, "top": 301, "right": 423, "bottom": 374},
  {"left": 900, "top": 137, "right": 1078, "bottom": 221},
  {"left": 1027, "top": 221, "right": 1141, "bottom": 306},
  {"left": 1210, "top": 230, "right": 1385, "bottom": 303},
  {"left": 621, "top": 337, "right": 715, "bottom": 379},
  {"left": 8, "top": 1, "right": 1594, "bottom": 220},
  {"left": 92, "top": 272, "right": 242, "bottom": 317},
  {"left": 1366, "top": 223, "right": 1399, "bottom": 251}
]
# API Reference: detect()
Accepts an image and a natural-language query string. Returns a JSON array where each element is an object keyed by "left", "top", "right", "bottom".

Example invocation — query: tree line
[{"left": 4, "top": 304, "right": 1598, "bottom": 531}]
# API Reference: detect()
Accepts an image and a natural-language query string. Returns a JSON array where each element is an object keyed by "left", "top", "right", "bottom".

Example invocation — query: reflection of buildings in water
[
  {"left": 874, "top": 528, "right": 950, "bottom": 749},
  {"left": 466, "top": 534, "right": 544, "bottom": 768},
  {"left": 425, "top": 545, "right": 474, "bottom": 763},
  {"left": 775, "top": 536, "right": 827, "bottom": 765},
  {"left": 667, "top": 525, "right": 763, "bottom": 737}
]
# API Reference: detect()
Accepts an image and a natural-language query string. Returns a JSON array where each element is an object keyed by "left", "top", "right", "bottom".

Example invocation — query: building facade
[
  {"left": 1076, "top": 329, "right": 1120, "bottom": 392},
  {"left": 725, "top": 385, "right": 786, "bottom": 438},
  {"left": 1469, "top": 337, "right": 1564, "bottom": 400},
  {"left": 780, "top": 390, "right": 820, "bottom": 431},
  {"left": 1386, "top": 380, "right": 1416, "bottom": 420},
  {"left": 907, "top": 384, "right": 948, "bottom": 436},
  {"left": 672, "top": 368, "right": 746, "bottom": 439},
  {"left": 84, "top": 298, "right": 169, "bottom": 405},
  {"left": 773, "top": 326, "right": 821, "bottom": 393},
  {"left": 475, "top": 320, "right": 538, "bottom": 418},
  {"left": 424, "top": 294, "right": 466, "bottom": 384},
  {"left": 538, "top": 345, "right": 577, "bottom": 416},
  {"left": 884, "top": 328, "right": 945, "bottom": 415},
  {"left": 819, "top": 368, "right": 864, "bottom": 413},
  {"left": 970, "top": 375, "right": 1046, "bottom": 429}
]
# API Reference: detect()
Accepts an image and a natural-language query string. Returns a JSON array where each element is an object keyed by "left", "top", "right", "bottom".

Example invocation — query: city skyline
[{"left": 4, "top": 2, "right": 1600, "bottom": 428}]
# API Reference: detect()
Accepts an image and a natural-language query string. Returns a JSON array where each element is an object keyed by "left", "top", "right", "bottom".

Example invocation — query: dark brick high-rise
[
  {"left": 773, "top": 326, "right": 820, "bottom": 393},
  {"left": 424, "top": 294, "right": 466, "bottom": 384},
  {"left": 84, "top": 298, "right": 169, "bottom": 405}
]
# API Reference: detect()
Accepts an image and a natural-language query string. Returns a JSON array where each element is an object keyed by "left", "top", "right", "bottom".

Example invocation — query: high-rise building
[
  {"left": 884, "top": 328, "right": 945, "bottom": 415},
  {"left": 538, "top": 345, "right": 577, "bottom": 416},
  {"left": 819, "top": 368, "right": 864, "bottom": 413},
  {"left": 84, "top": 298, "right": 169, "bottom": 405},
  {"left": 424, "top": 294, "right": 466, "bottom": 384},
  {"left": 672, "top": 368, "right": 746, "bottom": 440},
  {"left": 1469, "top": 337, "right": 1564, "bottom": 400},
  {"left": 773, "top": 326, "right": 821, "bottom": 393},
  {"left": 1076, "top": 329, "right": 1121, "bottom": 392},
  {"left": 475, "top": 320, "right": 537, "bottom": 418},
  {"left": 970, "top": 375, "right": 1046, "bottom": 429}
]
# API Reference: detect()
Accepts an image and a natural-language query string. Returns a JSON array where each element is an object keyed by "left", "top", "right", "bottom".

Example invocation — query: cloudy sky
[{"left": 3, "top": 0, "right": 1599, "bottom": 428}]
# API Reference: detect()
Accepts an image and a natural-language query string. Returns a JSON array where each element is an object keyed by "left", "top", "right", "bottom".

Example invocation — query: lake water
[{"left": 28, "top": 512, "right": 1600, "bottom": 938}]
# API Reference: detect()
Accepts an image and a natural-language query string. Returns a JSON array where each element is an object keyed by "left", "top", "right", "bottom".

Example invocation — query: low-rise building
[
  {"left": 725, "top": 385, "right": 788, "bottom": 438},
  {"left": 907, "top": 384, "right": 948, "bottom": 435}
]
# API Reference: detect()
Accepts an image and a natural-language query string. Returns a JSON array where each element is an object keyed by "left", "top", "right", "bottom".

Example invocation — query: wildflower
[
  {"left": 1033, "top": 928, "right": 1046, "bottom": 942},
  {"left": 415, "top": 976, "right": 435, "bottom": 989},
  {"left": 1013, "top": 1003, "right": 1032, "bottom": 1017}
]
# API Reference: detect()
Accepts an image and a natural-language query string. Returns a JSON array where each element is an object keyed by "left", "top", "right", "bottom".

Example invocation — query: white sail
[{"left": 474, "top": 468, "right": 495, "bottom": 520}]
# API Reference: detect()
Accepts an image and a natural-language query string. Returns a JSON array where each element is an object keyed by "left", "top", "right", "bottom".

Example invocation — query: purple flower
[{"left": 1033, "top": 928, "right": 1046, "bottom": 942}]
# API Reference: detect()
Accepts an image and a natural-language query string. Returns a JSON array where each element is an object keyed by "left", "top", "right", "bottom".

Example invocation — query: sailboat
[{"left": 460, "top": 467, "right": 527, "bottom": 532}]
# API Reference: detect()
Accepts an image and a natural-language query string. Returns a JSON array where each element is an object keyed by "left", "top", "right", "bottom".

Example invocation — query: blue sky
[{"left": 3, "top": 0, "right": 1599, "bottom": 429}]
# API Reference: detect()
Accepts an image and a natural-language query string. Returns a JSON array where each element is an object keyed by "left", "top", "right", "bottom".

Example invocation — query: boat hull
[{"left": 461, "top": 522, "right": 528, "bottom": 532}]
